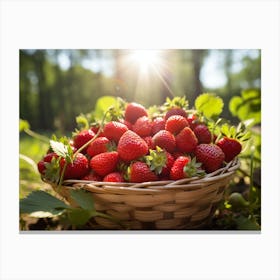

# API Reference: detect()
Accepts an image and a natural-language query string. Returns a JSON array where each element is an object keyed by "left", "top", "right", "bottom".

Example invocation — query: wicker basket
[{"left": 49, "top": 159, "right": 239, "bottom": 230}]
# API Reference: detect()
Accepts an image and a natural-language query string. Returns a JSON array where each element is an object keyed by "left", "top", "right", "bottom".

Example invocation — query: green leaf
[
  {"left": 50, "top": 140, "right": 68, "bottom": 158},
  {"left": 20, "top": 191, "right": 69, "bottom": 215},
  {"left": 229, "top": 90, "right": 261, "bottom": 125},
  {"left": 19, "top": 119, "right": 30, "bottom": 132},
  {"left": 67, "top": 208, "right": 92, "bottom": 226},
  {"left": 70, "top": 189, "right": 95, "bottom": 211},
  {"left": 49, "top": 139, "right": 73, "bottom": 163},
  {"left": 44, "top": 157, "right": 61, "bottom": 184},
  {"left": 94, "top": 96, "right": 119, "bottom": 119},
  {"left": 195, "top": 93, "right": 224, "bottom": 119},
  {"left": 235, "top": 215, "right": 260, "bottom": 230},
  {"left": 76, "top": 114, "right": 89, "bottom": 130}
]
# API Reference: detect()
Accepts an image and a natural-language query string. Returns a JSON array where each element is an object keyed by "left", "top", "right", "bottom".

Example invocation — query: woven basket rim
[{"left": 46, "top": 158, "right": 240, "bottom": 194}]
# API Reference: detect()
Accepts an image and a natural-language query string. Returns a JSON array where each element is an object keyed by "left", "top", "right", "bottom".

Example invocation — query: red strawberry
[
  {"left": 165, "top": 115, "right": 189, "bottom": 135},
  {"left": 217, "top": 137, "right": 242, "bottom": 162},
  {"left": 165, "top": 107, "right": 187, "bottom": 120},
  {"left": 151, "top": 117, "right": 166, "bottom": 135},
  {"left": 143, "top": 136, "right": 154, "bottom": 150},
  {"left": 119, "top": 119, "right": 133, "bottom": 130},
  {"left": 129, "top": 161, "right": 158, "bottom": 183},
  {"left": 37, "top": 152, "right": 59, "bottom": 174},
  {"left": 193, "top": 124, "right": 212, "bottom": 144},
  {"left": 86, "top": 137, "right": 112, "bottom": 157},
  {"left": 195, "top": 144, "right": 225, "bottom": 173},
  {"left": 103, "top": 121, "right": 128, "bottom": 142},
  {"left": 73, "top": 129, "right": 95, "bottom": 151},
  {"left": 173, "top": 151, "right": 186, "bottom": 159},
  {"left": 124, "top": 102, "right": 148, "bottom": 124},
  {"left": 187, "top": 114, "right": 200, "bottom": 130},
  {"left": 117, "top": 130, "right": 148, "bottom": 161},
  {"left": 170, "top": 156, "right": 204, "bottom": 180},
  {"left": 176, "top": 127, "right": 198, "bottom": 153},
  {"left": 90, "top": 124, "right": 102, "bottom": 134},
  {"left": 82, "top": 172, "right": 101, "bottom": 181},
  {"left": 60, "top": 153, "right": 89, "bottom": 179},
  {"left": 37, "top": 160, "right": 46, "bottom": 174},
  {"left": 152, "top": 130, "right": 176, "bottom": 153},
  {"left": 90, "top": 151, "right": 119, "bottom": 177},
  {"left": 161, "top": 152, "right": 175, "bottom": 177},
  {"left": 103, "top": 172, "right": 124, "bottom": 182},
  {"left": 43, "top": 152, "right": 58, "bottom": 163},
  {"left": 133, "top": 116, "right": 152, "bottom": 137}
]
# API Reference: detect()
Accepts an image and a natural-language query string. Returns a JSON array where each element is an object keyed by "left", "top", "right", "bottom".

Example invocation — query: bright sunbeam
[{"left": 128, "top": 50, "right": 162, "bottom": 74}]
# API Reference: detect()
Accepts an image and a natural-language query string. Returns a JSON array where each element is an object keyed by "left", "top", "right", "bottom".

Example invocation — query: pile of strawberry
[{"left": 37, "top": 97, "right": 243, "bottom": 184}]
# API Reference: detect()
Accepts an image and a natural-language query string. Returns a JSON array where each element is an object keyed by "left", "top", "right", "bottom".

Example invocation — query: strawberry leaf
[
  {"left": 67, "top": 208, "right": 93, "bottom": 226},
  {"left": 70, "top": 189, "right": 95, "bottom": 211},
  {"left": 94, "top": 96, "right": 119, "bottom": 120},
  {"left": 50, "top": 139, "right": 73, "bottom": 163},
  {"left": 20, "top": 191, "right": 69, "bottom": 215},
  {"left": 195, "top": 93, "right": 224, "bottom": 119},
  {"left": 50, "top": 140, "right": 68, "bottom": 158}
]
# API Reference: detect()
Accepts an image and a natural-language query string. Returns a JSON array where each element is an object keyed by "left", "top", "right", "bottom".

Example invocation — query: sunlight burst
[{"left": 128, "top": 50, "right": 162, "bottom": 74}]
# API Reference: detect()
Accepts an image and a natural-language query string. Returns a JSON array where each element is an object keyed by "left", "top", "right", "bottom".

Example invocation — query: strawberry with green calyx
[
  {"left": 86, "top": 137, "right": 116, "bottom": 157},
  {"left": 117, "top": 130, "right": 149, "bottom": 161},
  {"left": 37, "top": 152, "right": 59, "bottom": 175},
  {"left": 128, "top": 161, "right": 158, "bottom": 183},
  {"left": 145, "top": 146, "right": 167, "bottom": 175},
  {"left": 103, "top": 121, "right": 128, "bottom": 143},
  {"left": 163, "top": 96, "right": 188, "bottom": 120},
  {"left": 152, "top": 130, "right": 176, "bottom": 153},
  {"left": 165, "top": 115, "right": 189, "bottom": 135},
  {"left": 39, "top": 139, "right": 75, "bottom": 183},
  {"left": 195, "top": 143, "right": 225, "bottom": 173},
  {"left": 103, "top": 172, "right": 125, "bottom": 182},
  {"left": 193, "top": 124, "right": 212, "bottom": 144},
  {"left": 176, "top": 127, "right": 198, "bottom": 153},
  {"left": 215, "top": 121, "right": 250, "bottom": 162},
  {"left": 90, "top": 151, "right": 119, "bottom": 177},
  {"left": 124, "top": 102, "right": 148, "bottom": 124},
  {"left": 170, "top": 156, "right": 205, "bottom": 180},
  {"left": 133, "top": 116, "right": 152, "bottom": 137}
]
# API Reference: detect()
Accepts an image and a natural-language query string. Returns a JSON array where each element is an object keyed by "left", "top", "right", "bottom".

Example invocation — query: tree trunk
[{"left": 192, "top": 50, "right": 204, "bottom": 98}]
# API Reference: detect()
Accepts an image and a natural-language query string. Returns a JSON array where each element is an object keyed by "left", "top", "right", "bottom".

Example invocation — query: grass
[{"left": 19, "top": 133, "right": 53, "bottom": 198}]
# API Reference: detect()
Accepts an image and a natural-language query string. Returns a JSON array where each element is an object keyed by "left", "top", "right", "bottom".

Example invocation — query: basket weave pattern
[{"left": 50, "top": 159, "right": 239, "bottom": 230}]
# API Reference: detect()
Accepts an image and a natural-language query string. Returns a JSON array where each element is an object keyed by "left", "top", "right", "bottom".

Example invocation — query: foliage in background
[{"left": 20, "top": 50, "right": 261, "bottom": 131}]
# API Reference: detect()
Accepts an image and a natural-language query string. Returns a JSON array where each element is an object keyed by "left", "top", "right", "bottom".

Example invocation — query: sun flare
[{"left": 128, "top": 50, "right": 162, "bottom": 74}]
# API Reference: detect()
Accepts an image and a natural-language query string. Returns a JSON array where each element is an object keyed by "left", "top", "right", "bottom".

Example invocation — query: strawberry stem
[
  {"left": 57, "top": 108, "right": 113, "bottom": 186},
  {"left": 73, "top": 108, "right": 112, "bottom": 157},
  {"left": 23, "top": 127, "right": 50, "bottom": 143}
]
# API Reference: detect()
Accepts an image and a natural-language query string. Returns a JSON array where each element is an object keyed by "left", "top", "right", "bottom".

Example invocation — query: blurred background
[
  {"left": 19, "top": 49, "right": 261, "bottom": 230},
  {"left": 20, "top": 49, "right": 261, "bottom": 132}
]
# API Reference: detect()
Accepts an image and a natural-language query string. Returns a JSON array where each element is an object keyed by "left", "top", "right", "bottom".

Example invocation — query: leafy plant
[{"left": 20, "top": 189, "right": 124, "bottom": 228}]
